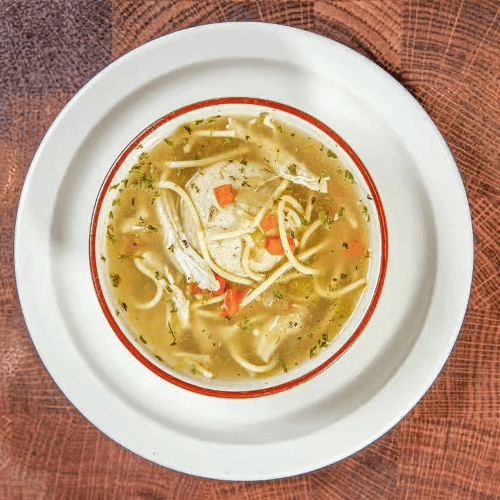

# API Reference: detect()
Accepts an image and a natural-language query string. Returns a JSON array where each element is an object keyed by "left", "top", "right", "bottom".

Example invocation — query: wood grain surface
[{"left": 1, "top": 0, "right": 499, "bottom": 498}]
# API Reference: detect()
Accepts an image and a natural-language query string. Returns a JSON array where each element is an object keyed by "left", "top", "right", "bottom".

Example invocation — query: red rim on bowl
[{"left": 89, "top": 97, "right": 388, "bottom": 399}]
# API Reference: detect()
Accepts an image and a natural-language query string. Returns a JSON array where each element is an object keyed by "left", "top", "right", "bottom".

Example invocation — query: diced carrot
[
  {"left": 212, "top": 274, "right": 226, "bottom": 296},
  {"left": 221, "top": 288, "right": 246, "bottom": 317},
  {"left": 214, "top": 184, "right": 234, "bottom": 207},
  {"left": 190, "top": 282, "right": 203, "bottom": 295},
  {"left": 260, "top": 213, "right": 278, "bottom": 232},
  {"left": 265, "top": 236, "right": 296, "bottom": 255},
  {"left": 342, "top": 234, "right": 365, "bottom": 257}
]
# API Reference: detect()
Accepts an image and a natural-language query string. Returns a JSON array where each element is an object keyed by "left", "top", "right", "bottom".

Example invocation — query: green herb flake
[
  {"left": 342, "top": 242, "right": 349, "bottom": 249},
  {"left": 183, "top": 124, "right": 192, "bottom": 135},
  {"left": 146, "top": 224, "right": 159, "bottom": 232},
  {"left": 345, "top": 169, "right": 354, "bottom": 182},
  {"left": 108, "top": 211, "right": 114, "bottom": 220},
  {"left": 131, "top": 197, "right": 136, "bottom": 207},
  {"left": 134, "top": 144, "right": 143, "bottom": 150},
  {"left": 139, "top": 335, "right": 147, "bottom": 344},
  {"left": 100, "top": 255, "right": 106, "bottom": 262},
  {"left": 338, "top": 207, "right": 345, "bottom": 216},
  {"left": 139, "top": 151, "right": 149, "bottom": 161},
  {"left": 276, "top": 125, "right": 283, "bottom": 133},
  {"left": 240, "top": 158, "right": 248, "bottom": 166},
  {"left": 109, "top": 183, "right": 120, "bottom": 191},
  {"left": 118, "top": 254, "right": 125, "bottom": 263},
  {"left": 191, "top": 364, "right": 197, "bottom": 375},
  {"left": 106, "top": 225, "right": 117, "bottom": 246},
  {"left": 168, "top": 321, "right": 177, "bottom": 346},
  {"left": 166, "top": 299, "right": 178, "bottom": 313},
  {"left": 287, "top": 163, "right": 298, "bottom": 176},
  {"left": 223, "top": 136, "right": 232, "bottom": 144},
  {"left": 138, "top": 216, "right": 145, "bottom": 227},
  {"left": 110, "top": 273, "right": 121, "bottom": 288},
  {"left": 273, "top": 289, "right": 284, "bottom": 301},
  {"left": 207, "top": 115, "right": 221, "bottom": 123},
  {"left": 150, "top": 189, "right": 160, "bottom": 205},
  {"left": 195, "top": 119, "right": 204, "bottom": 125},
  {"left": 164, "top": 138, "right": 174, "bottom": 147},
  {"left": 319, "top": 210, "right": 334, "bottom": 228},
  {"left": 177, "top": 168, "right": 182, "bottom": 177},
  {"left": 238, "top": 315, "right": 253, "bottom": 334},
  {"left": 327, "top": 149, "right": 338, "bottom": 158},
  {"left": 168, "top": 244, "right": 174, "bottom": 253},
  {"left": 278, "top": 357, "right": 288, "bottom": 372},
  {"left": 112, "top": 198, "right": 121, "bottom": 207},
  {"left": 155, "top": 354, "right": 163, "bottom": 362},
  {"left": 120, "top": 301, "right": 128, "bottom": 311}
]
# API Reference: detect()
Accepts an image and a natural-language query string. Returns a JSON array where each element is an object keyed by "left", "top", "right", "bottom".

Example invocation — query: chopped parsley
[
  {"left": 278, "top": 357, "right": 288, "bottom": 372},
  {"left": 139, "top": 335, "right": 147, "bottom": 344},
  {"left": 164, "top": 138, "right": 174, "bottom": 147},
  {"left": 319, "top": 210, "right": 334, "bottom": 228},
  {"left": 310, "top": 333, "right": 330, "bottom": 357},
  {"left": 146, "top": 224, "right": 159, "bottom": 232},
  {"left": 327, "top": 149, "right": 337, "bottom": 158},
  {"left": 168, "top": 321, "right": 177, "bottom": 346},
  {"left": 223, "top": 136, "right": 232, "bottom": 144},
  {"left": 273, "top": 288, "right": 284, "bottom": 301},
  {"left": 338, "top": 207, "right": 345, "bottom": 217},
  {"left": 106, "top": 225, "right": 117, "bottom": 246},
  {"left": 238, "top": 315, "right": 253, "bottom": 334},
  {"left": 183, "top": 124, "right": 192, "bottom": 135},
  {"left": 276, "top": 125, "right": 283, "bottom": 133},
  {"left": 240, "top": 158, "right": 248, "bottom": 166},
  {"left": 345, "top": 170, "right": 354, "bottom": 182},
  {"left": 138, "top": 151, "right": 149, "bottom": 161},
  {"left": 287, "top": 163, "right": 298, "bottom": 176},
  {"left": 109, "top": 273, "right": 121, "bottom": 288}
]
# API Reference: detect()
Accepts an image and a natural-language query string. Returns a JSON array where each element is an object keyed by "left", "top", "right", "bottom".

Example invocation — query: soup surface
[{"left": 103, "top": 111, "right": 371, "bottom": 380}]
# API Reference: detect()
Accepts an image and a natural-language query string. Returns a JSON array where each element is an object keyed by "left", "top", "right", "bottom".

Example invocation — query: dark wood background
[{"left": 1, "top": 1, "right": 499, "bottom": 498}]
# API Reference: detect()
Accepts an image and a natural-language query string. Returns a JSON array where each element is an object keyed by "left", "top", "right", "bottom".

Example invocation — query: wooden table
[{"left": 1, "top": 1, "right": 498, "bottom": 498}]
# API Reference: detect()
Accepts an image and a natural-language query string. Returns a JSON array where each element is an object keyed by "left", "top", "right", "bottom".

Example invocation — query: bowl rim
[{"left": 89, "top": 96, "right": 388, "bottom": 399}]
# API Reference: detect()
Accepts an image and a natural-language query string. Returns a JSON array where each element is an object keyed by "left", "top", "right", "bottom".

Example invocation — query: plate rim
[{"left": 14, "top": 21, "right": 474, "bottom": 480}]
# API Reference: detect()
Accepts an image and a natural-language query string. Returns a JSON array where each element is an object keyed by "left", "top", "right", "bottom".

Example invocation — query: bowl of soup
[{"left": 90, "top": 97, "right": 387, "bottom": 398}]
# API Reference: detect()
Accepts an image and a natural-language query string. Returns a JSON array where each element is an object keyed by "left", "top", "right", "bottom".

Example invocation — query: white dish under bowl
[{"left": 15, "top": 23, "right": 473, "bottom": 480}]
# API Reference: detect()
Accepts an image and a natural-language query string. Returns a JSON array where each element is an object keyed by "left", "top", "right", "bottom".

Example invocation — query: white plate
[{"left": 15, "top": 23, "right": 473, "bottom": 480}]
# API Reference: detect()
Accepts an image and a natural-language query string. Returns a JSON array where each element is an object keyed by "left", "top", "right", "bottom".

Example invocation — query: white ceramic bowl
[{"left": 90, "top": 97, "right": 388, "bottom": 398}]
